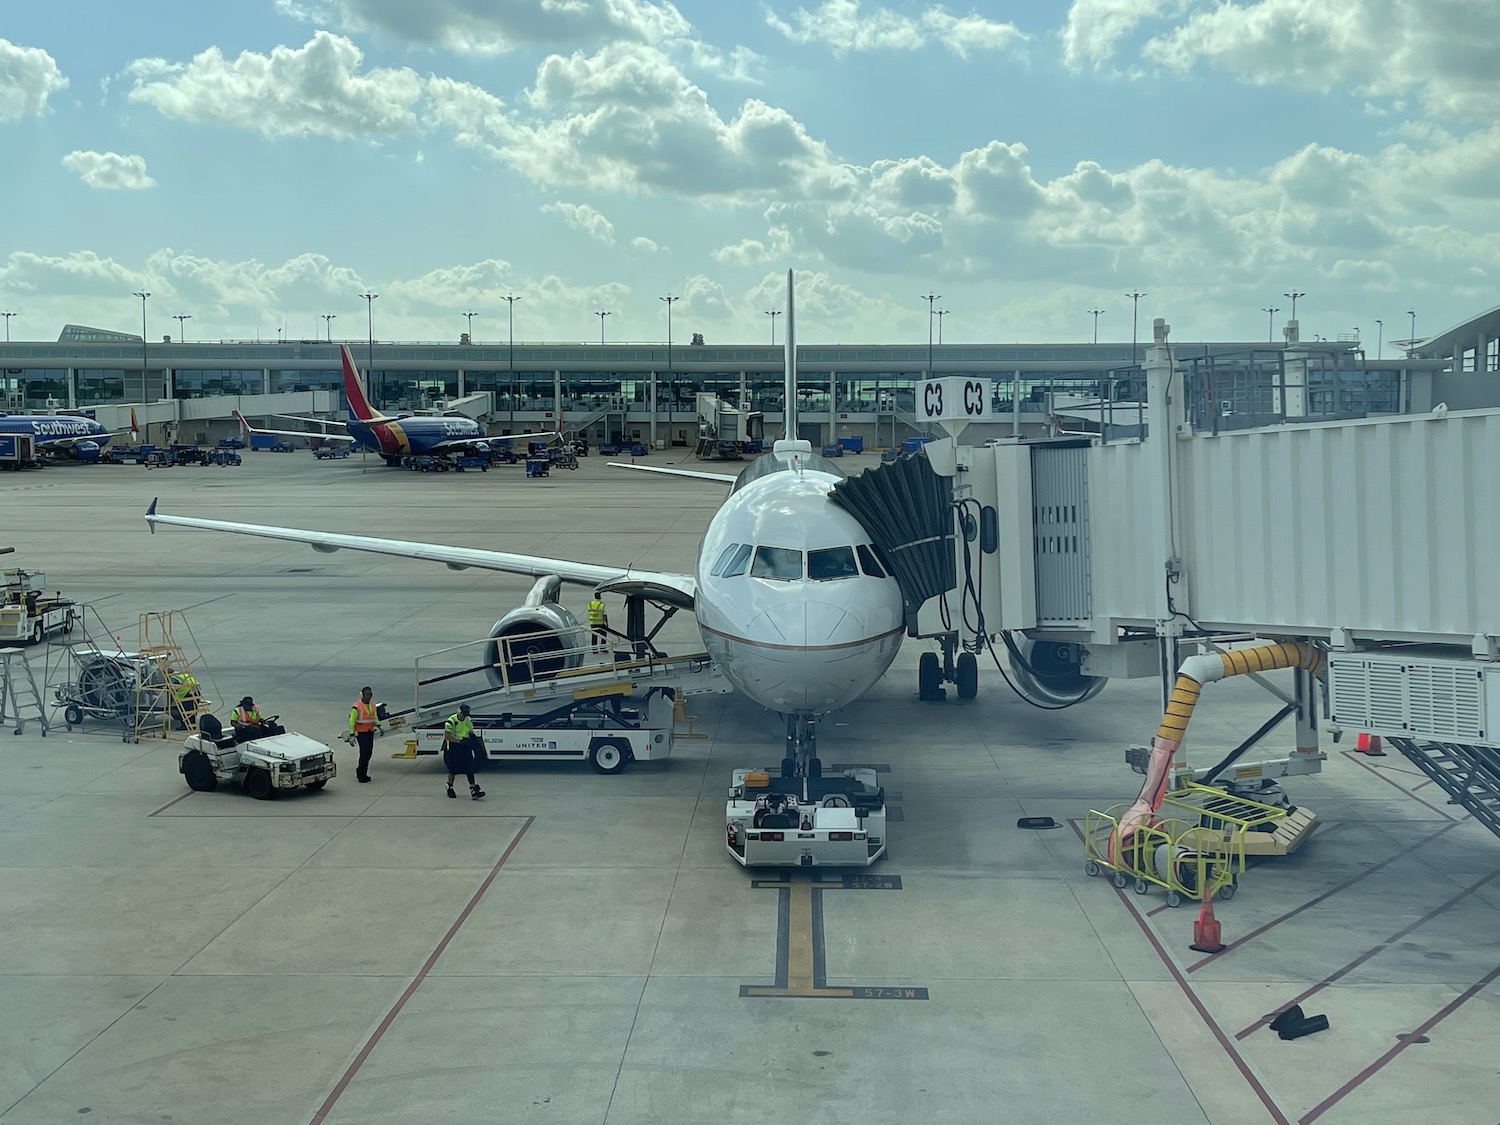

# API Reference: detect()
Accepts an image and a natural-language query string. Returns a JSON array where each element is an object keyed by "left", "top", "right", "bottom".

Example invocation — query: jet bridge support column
[{"left": 1144, "top": 319, "right": 1188, "bottom": 712}]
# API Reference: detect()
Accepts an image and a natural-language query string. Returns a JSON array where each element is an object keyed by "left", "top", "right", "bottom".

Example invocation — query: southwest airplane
[
  {"left": 234, "top": 346, "right": 553, "bottom": 465},
  {"left": 0, "top": 409, "right": 134, "bottom": 459},
  {"left": 146, "top": 273, "right": 904, "bottom": 772}
]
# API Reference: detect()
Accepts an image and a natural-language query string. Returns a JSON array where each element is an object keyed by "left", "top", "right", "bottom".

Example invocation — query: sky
[{"left": 1, "top": 0, "right": 1497, "bottom": 348}]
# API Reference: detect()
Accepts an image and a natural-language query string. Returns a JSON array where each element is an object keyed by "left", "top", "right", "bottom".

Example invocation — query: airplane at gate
[
  {"left": 0, "top": 409, "right": 134, "bottom": 459},
  {"left": 233, "top": 347, "right": 554, "bottom": 465},
  {"left": 146, "top": 273, "right": 1080, "bottom": 771}
]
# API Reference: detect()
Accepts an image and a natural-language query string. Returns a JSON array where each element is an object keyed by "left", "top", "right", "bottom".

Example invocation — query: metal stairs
[
  {"left": 1390, "top": 738, "right": 1500, "bottom": 840},
  {"left": 0, "top": 647, "right": 50, "bottom": 735}
]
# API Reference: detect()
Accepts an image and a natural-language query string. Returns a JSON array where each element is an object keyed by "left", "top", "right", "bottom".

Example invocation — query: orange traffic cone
[
  {"left": 1190, "top": 883, "right": 1226, "bottom": 954},
  {"left": 1355, "top": 732, "right": 1386, "bottom": 756}
]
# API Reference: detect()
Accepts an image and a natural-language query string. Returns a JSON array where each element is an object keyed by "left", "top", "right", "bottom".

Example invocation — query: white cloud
[
  {"left": 301, "top": 0, "right": 691, "bottom": 55},
  {"left": 767, "top": 0, "right": 1026, "bottom": 57},
  {"left": 0, "top": 38, "right": 68, "bottom": 121},
  {"left": 124, "top": 32, "right": 425, "bottom": 139},
  {"left": 544, "top": 201, "right": 616, "bottom": 244},
  {"left": 631, "top": 236, "right": 662, "bottom": 252},
  {"left": 1060, "top": 0, "right": 1177, "bottom": 69},
  {"left": 61, "top": 150, "right": 157, "bottom": 190}
]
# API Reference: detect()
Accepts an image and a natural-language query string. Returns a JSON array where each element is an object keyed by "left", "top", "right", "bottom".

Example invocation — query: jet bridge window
[
  {"left": 750, "top": 546, "right": 804, "bottom": 581},
  {"left": 808, "top": 546, "right": 858, "bottom": 581},
  {"left": 856, "top": 544, "right": 888, "bottom": 578}
]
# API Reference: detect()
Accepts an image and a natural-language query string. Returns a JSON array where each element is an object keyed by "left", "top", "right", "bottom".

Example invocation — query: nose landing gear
[
  {"left": 919, "top": 633, "right": 980, "bottom": 701},
  {"left": 783, "top": 713, "right": 820, "bottom": 778}
]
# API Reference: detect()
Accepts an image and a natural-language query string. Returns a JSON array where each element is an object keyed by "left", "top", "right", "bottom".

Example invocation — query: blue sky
[{"left": 1, "top": 1, "right": 1496, "bottom": 348}]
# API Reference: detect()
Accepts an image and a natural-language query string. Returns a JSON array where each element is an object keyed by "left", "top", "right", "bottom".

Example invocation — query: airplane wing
[
  {"left": 272, "top": 414, "right": 349, "bottom": 431},
  {"left": 427, "top": 431, "right": 560, "bottom": 456},
  {"left": 607, "top": 462, "right": 738, "bottom": 484},
  {"left": 233, "top": 410, "right": 356, "bottom": 443},
  {"left": 143, "top": 500, "right": 697, "bottom": 608}
]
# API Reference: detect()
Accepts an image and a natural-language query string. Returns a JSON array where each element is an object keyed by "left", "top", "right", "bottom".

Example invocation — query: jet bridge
[{"left": 923, "top": 322, "right": 1500, "bottom": 839}]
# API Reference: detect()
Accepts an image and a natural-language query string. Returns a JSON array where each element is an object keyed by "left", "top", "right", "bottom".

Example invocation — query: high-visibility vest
[
  {"left": 234, "top": 705, "right": 260, "bottom": 724},
  {"left": 445, "top": 712, "right": 474, "bottom": 740},
  {"left": 587, "top": 598, "right": 607, "bottom": 626},
  {"left": 349, "top": 698, "right": 378, "bottom": 733}
]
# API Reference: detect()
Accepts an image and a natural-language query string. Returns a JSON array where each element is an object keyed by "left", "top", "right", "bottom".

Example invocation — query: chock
[
  {"left": 390, "top": 739, "right": 418, "bottom": 759},
  {"left": 1354, "top": 732, "right": 1386, "bottom": 756},
  {"left": 1189, "top": 882, "right": 1226, "bottom": 954}
]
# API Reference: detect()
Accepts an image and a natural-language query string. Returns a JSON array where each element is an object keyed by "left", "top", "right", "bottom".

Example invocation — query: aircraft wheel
[
  {"left": 244, "top": 768, "right": 275, "bottom": 800},
  {"left": 588, "top": 738, "right": 630, "bottom": 775},
  {"left": 918, "top": 652, "right": 942, "bottom": 701},
  {"left": 956, "top": 652, "right": 978, "bottom": 700},
  {"left": 182, "top": 751, "right": 218, "bottom": 792}
]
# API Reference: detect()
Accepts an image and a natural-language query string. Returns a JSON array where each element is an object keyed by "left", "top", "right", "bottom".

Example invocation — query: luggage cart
[{"left": 1083, "top": 805, "right": 1238, "bottom": 907}]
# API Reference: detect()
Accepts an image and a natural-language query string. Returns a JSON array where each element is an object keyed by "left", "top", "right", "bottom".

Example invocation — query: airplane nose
[{"left": 747, "top": 599, "right": 862, "bottom": 647}]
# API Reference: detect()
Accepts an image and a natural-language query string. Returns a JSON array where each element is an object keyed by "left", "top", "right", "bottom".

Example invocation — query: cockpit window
[
  {"left": 750, "top": 546, "right": 803, "bottom": 581},
  {"left": 808, "top": 546, "right": 858, "bottom": 581},
  {"left": 720, "top": 543, "right": 753, "bottom": 577},
  {"left": 711, "top": 543, "right": 741, "bottom": 576},
  {"left": 856, "top": 544, "right": 888, "bottom": 579}
]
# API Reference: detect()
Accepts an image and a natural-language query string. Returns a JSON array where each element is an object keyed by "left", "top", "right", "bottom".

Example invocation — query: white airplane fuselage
[{"left": 694, "top": 465, "right": 905, "bottom": 715}]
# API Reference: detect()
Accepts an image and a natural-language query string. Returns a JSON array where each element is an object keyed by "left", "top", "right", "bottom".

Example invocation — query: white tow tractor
[
  {"left": 0, "top": 568, "right": 77, "bottom": 645},
  {"left": 178, "top": 714, "right": 337, "bottom": 799},
  {"left": 725, "top": 767, "right": 888, "bottom": 867}
]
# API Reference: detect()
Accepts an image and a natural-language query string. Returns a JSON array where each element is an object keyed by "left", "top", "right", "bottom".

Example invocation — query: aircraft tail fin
[
  {"left": 129, "top": 407, "right": 140, "bottom": 439},
  {"left": 341, "top": 345, "right": 384, "bottom": 422},
  {"left": 232, "top": 409, "right": 258, "bottom": 435}
]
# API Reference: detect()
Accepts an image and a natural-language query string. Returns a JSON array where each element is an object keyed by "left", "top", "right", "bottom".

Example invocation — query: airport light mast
[
  {"left": 1263, "top": 307, "right": 1280, "bottom": 342},
  {"left": 1, "top": 311, "right": 15, "bottom": 342},
  {"left": 660, "top": 294, "right": 679, "bottom": 429},
  {"left": 921, "top": 293, "right": 941, "bottom": 380},
  {"left": 361, "top": 292, "right": 377, "bottom": 404},
  {"left": 596, "top": 309, "right": 610, "bottom": 345},
  {"left": 502, "top": 293, "right": 521, "bottom": 430},
  {"left": 463, "top": 310, "right": 477, "bottom": 342},
  {"left": 133, "top": 290, "right": 150, "bottom": 400},
  {"left": 1088, "top": 307, "right": 1104, "bottom": 344},
  {"left": 1375, "top": 318, "right": 1383, "bottom": 359},
  {"left": 172, "top": 314, "right": 191, "bottom": 342},
  {"left": 1125, "top": 291, "right": 1146, "bottom": 366},
  {"left": 322, "top": 313, "right": 335, "bottom": 342},
  {"left": 935, "top": 308, "right": 950, "bottom": 345},
  {"left": 1283, "top": 290, "right": 1306, "bottom": 322},
  {"left": 765, "top": 308, "right": 781, "bottom": 345}
]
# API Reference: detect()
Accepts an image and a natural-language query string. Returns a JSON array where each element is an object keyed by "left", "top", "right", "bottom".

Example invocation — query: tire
[
  {"left": 956, "top": 652, "right": 978, "bottom": 700},
  {"left": 182, "top": 751, "right": 218, "bottom": 792},
  {"left": 304, "top": 779, "right": 327, "bottom": 791},
  {"left": 1084, "top": 859, "right": 1101, "bottom": 877},
  {"left": 1166, "top": 890, "right": 1183, "bottom": 908},
  {"left": 1133, "top": 878, "right": 1149, "bottom": 895},
  {"left": 588, "top": 738, "right": 630, "bottom": 775},
  {"left": 1216, "top": 882, "right": 1237, "bottom": 902},
  {"left": 63, "top": 703, "right": 84, "bottom": 726},
  {"left": 918, "top": 651, "right": 942, "bottom": 700},
  {"left": 1112, "top": 872, "right": 1128, "bottom": 889},
  {"left": 31, "top": 621, "right": 43, "bottom": 645},
  {"left": 244, "top": 768, "right": 275, "bottom": 800}
]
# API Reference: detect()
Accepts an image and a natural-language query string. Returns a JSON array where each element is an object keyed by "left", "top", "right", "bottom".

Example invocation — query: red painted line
[
  {"left": 146, "top": 791, "right": 196, "bottom": 817},
  {"left": 1235, "top": 868, "right": 1500, "bottom": 1039},
  {"left": 1340, "top": 750, "right": 1458, "bottom": 820},
  {"left": 1068, "top": 821, "right": 1292, "bottom": 1125},
  {"left": 307, "top": 816, "right": 534, "bottom": 1125},
  {"left": 1146, "top": 902, "right": 1171, "bottom": 917},
  {"left": 1186, "top": 821, "right": 1462, "bottom": 972},
  {"left": 1299, "top": 963, "right": 1500, "bottom": 1124}
]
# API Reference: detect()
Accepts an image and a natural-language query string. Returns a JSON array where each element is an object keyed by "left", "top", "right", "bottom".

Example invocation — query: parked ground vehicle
[
  {"left": 179, "top": 714, "right": 336, "bottom": 798},
  {"left": 0, "top": 569, "right": 76, "bottom": 644}
]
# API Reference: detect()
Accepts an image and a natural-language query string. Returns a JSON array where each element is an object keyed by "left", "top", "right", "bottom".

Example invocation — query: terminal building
[{"left": 1, "top": 307, "right": 1492, "bottom": 449}]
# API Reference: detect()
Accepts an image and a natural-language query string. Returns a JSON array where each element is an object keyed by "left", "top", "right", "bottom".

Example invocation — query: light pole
[
  {"left": 133, "top": 290, "right": 151, "bottom": 396},
  {"left": 322, "top": 313, "right": 336, "bottom": 342},
  {"left": 765, "top": 308, "right": 781, "bottom": 345},
  {"left": 1088, "top": 307, "right": 1104, "bottom": 344},
  {"left": 1375, "top": 318, "right": 1383, "bottom": 359},
  {"left": 596, "top": 310, "right": 610, "bottom": 345},
  {"left": 1262, "top": 307, "right": 1280, "bottom": 342},
  {"left": 172, "top": 313, "right": 190, "bottom": 342},
  {"left": 660, "top": 294, "right": 679, "bottom": 417},
  {"left": 921, "top": 292, "right": 941, "bottom": 378},
  {"left": 935, "top": 308, "right": 950, "bottom": 345},
  {"left": 1, "top": 311, "right": 15, "bottom": 342},
  {"left": 360, "top": 292, "right": 377, "bottom": 404},
  {"left": 463, "top": 310, "right": 477, "bottom": 341},
  {"left": 502, "top": 293, "right": 521, "bottom": 429},
  {"left": 1283, "top": 290, "right": 1306, "bottom": 321},
  {"left": 1124, "top": 291, "right": 1145, "bottom": 366},
  {"left": 1407, "top": 308, "right": 1416, "bottom": 348}
]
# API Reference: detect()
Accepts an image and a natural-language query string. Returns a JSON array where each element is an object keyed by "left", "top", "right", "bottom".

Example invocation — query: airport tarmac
[{"left": 1, "top": 450, "right": 1497, "bottom": 1125}]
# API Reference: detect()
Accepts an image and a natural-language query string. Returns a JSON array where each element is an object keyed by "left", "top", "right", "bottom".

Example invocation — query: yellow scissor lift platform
[{"left": 1083, "top": 783, "right": 1294, "bottom": 908}]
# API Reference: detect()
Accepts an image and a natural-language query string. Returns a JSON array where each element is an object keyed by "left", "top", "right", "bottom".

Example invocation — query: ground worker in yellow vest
[
  {"left": 587, "top": 595, "right": 608, "bottom": 653},
  {"left": 232, "top": 695, "right": 282, "bottom": 740},
  {"left": 348, "top": 686, "right": 379, "bottom": 783},
  {"left": 443, "top": 703, "right": 485, "bottom": 800}
]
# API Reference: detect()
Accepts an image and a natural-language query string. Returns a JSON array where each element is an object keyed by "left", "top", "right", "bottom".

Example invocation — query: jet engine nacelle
[
  {"left": 483, "top": 575, "right": 587, "bottom": 687},
  {"left": 1008, "top": 638, "right": 1107, "bottom": 706}
]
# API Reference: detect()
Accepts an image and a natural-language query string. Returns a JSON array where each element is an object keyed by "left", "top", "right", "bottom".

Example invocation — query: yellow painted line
[
  {"left": 743, "top": 986, "right": 855, "bottom": 998},
  {"left": 787, "top": 876, "right": 815, "bottom": 990}
]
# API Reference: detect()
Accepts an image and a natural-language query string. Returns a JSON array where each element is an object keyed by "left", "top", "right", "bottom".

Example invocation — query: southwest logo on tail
[{"left": 341, "top": 346, "right": 384, "bottom": 423}]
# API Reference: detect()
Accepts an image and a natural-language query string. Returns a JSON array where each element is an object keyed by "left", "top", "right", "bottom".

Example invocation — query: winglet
[
  {"left": 145, "top": 497, "right": 158, "bottom": 533},
  {"left": 232, "top": 409, "right": 253, "bottom": 434}
]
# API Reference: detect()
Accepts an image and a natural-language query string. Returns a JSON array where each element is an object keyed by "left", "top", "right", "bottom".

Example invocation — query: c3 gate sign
[{"left": 917, "top": 376, "right": 991, "bottom": 424}]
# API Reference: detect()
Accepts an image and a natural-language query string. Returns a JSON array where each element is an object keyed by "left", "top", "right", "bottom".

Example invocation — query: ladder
[
  {"left": 0, "top": 647, "right": 50, "bottom": 736},
  {"left": 1391, "top": 738, "right": 1500, "bottom": 841},
  {"left": 134, "top": 611, "right": 217, "bottom": 741}
]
